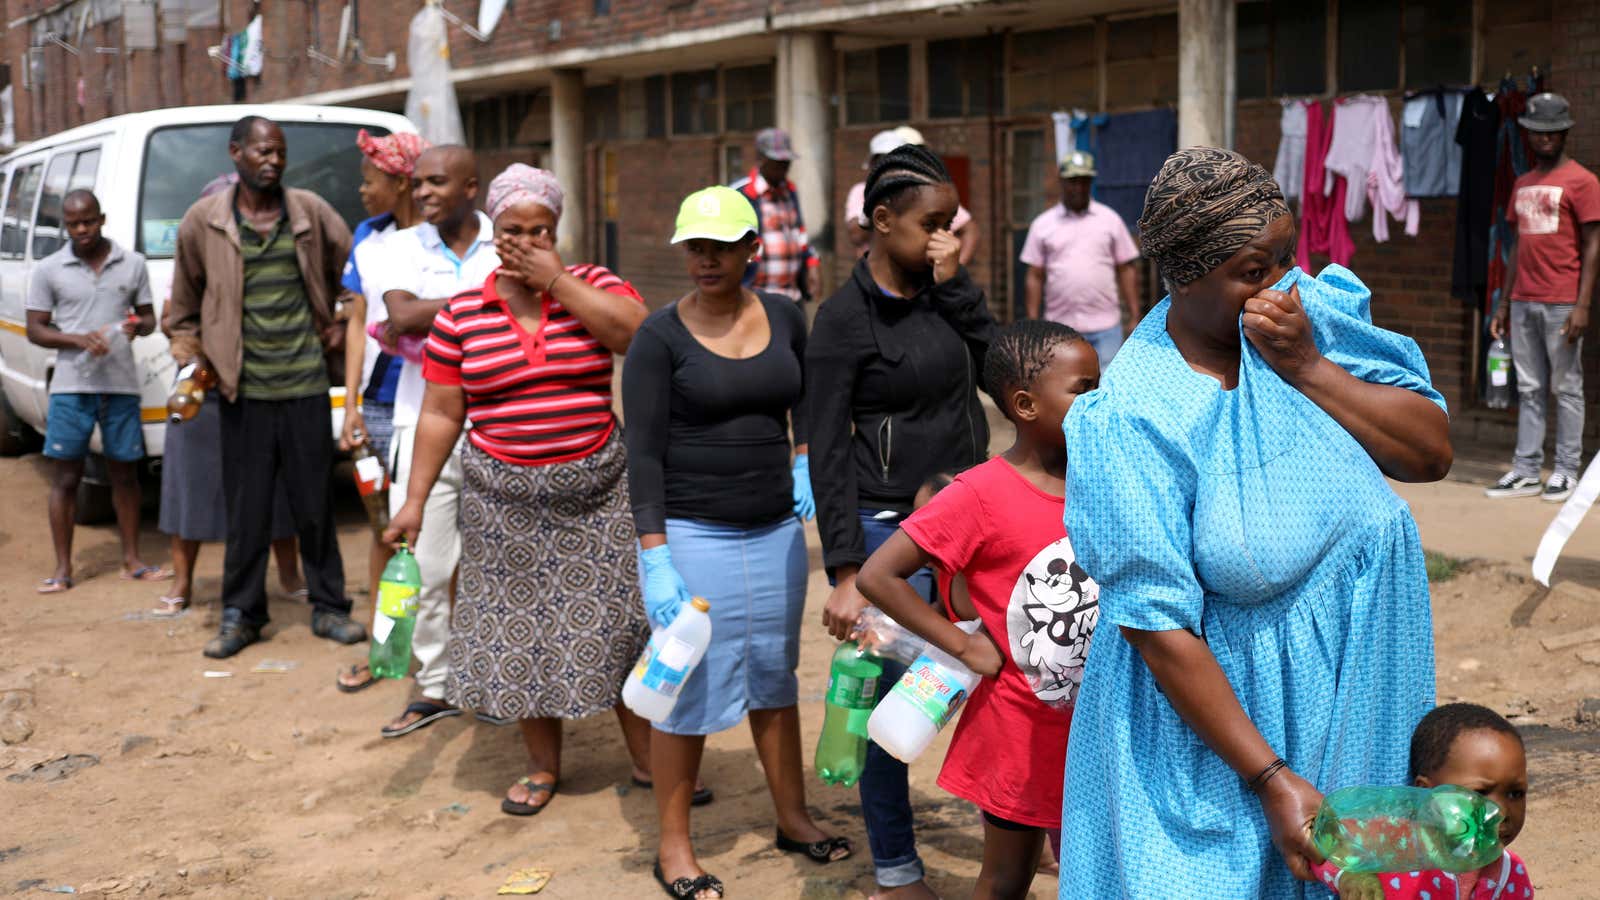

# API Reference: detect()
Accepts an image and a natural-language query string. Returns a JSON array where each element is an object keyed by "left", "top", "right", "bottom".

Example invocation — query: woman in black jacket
[{"left": 806, "top": 144, "right": 996, "bottom": 900}]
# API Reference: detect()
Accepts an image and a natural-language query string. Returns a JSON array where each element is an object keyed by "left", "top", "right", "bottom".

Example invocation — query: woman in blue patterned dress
[{"left": 1059, "top": 149, "right": 1453, "bottom": 898}]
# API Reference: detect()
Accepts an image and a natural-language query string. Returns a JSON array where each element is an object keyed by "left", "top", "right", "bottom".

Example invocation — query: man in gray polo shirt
[{"left": 25, "top": 189, "right": 158, "bottom": 593}]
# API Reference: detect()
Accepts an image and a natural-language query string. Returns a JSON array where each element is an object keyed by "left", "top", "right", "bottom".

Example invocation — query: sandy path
[{"left": 0, "top": 446, "right": 1595, "bottom": 898}]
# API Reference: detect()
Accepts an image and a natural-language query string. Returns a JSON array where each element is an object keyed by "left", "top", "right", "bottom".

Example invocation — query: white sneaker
[
  {"left": 1542, "top": 473, "right": 1576, "bottom": 502},
  {"left": 1485, "top": 472, "right": 1542, "bottom": 499}
]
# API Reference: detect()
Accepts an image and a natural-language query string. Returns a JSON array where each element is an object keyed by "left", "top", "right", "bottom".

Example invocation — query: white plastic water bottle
[
  {"left": 1486, "top": 338, "right": 1512, "bottom": 409},
  {"left": 622, "top": 597, "right": 712, "bottom": 722},
  {"left": 866, "top": 619, "right": 984, "bottom": 763}
]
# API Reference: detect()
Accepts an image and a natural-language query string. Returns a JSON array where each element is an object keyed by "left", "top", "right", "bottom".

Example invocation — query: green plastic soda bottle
[
  {"left": 815, "top": 642, "right": 883, "bottom": 787},
  {"left": 369, "top": 542, "right": 422, "bottom": 680},
  {"left": 1312, "top": 784, "right": 1504, "bottom": 874}
]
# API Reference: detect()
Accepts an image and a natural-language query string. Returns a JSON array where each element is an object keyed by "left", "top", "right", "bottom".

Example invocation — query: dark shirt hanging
[
  {"left": 1094, "top": 108, "right": 1179, "bottom": 234},
  {"left": 1452, "top": 88, "right": 1500, "bottom": 301}
]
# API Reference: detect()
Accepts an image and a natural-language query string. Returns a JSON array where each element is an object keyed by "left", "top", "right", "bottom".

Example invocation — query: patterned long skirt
[{"left": 445, "top": 432, "right": 649, "bottom": 719}]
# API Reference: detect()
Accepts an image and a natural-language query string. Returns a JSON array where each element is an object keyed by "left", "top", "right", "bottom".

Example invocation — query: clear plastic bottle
[
  {"left": 1312, "top": 784, "right": 1504, "bottom": 874},
  {"left": 815, "top": 642, "right": 883, "bottom": 786},
  {"left": 851, "top": 607, "right": 929, "bottom": 665},
  {"left": 369, "top": 542, "right": 421, "bottom": 679},
  {"left": 866, "top": 620, "right": 983, "bottom": 763},
  {"left": 622, "top": 598, "right": 712, "bottom": 722},
  {"left": 1486, "top": 338, "right": 1512, "bottom": 410}
]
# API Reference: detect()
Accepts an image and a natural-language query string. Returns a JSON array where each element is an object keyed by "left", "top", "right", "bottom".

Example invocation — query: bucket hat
[{"left": 1519, "top": 93, "right": 1575, "bottom": 133}]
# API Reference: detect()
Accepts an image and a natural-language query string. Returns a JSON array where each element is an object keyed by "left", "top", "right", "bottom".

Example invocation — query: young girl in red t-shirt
[{"left": 858, "top": 320, "right": 1101, "bottom": 899}]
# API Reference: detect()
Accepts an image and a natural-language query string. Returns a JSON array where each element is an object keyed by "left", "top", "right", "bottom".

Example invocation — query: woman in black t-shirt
[{"left": 622, "top": 186, "right": 850, "bottom": 900}]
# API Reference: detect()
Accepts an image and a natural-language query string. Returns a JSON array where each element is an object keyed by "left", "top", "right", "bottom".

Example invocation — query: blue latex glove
[
  {"left": 639, "top": 543, "right": 692, "bottom": 629},
  {"left": 791, "top": 454, "right": 815, "bottom": 521}
]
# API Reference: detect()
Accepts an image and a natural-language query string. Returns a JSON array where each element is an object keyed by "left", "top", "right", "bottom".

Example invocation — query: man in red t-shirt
[{"left": 1487, "top": 93, "right": 1600, "bottom": 502}]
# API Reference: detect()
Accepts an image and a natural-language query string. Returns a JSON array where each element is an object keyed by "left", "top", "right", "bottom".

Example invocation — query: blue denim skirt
[{"left": 655, "top": 515, "right": 808, "bottom": 736}]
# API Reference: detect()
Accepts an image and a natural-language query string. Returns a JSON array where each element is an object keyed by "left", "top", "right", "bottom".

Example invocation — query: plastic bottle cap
[{"left": 690, "top": 597, "right": 710, "bottom": 612}]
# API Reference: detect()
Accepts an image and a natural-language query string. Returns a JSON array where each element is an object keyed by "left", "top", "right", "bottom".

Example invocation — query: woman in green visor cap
[{"left": 623, "top": 185, "right": 851, "bottom": 899}]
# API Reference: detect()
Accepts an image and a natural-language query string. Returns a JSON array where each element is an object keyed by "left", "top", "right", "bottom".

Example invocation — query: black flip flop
[
  {"left": 335, "top": 663, "right": 378, "bottom": 694},
  {"left": 380, "top": 700, "right": 462, "bottom": 738},
  {"left": 631, "top": 775, "right": 714, "bottom": 806},
  {"left": 775, "top": 829, "right": 853, "bottom": 863},
  {"left": 501, "top": 776, "right": 557, "bottom": 816},
  {"left": 652, "top": 862, "right": 724, "bottom": 899}
]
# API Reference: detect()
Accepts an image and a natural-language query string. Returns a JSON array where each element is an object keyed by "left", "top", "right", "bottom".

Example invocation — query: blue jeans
[
  {"left": 855, "top": 510, "right": 933, "bottom": 888},
  {"left": 1081, "top": 324, "right": 1124, "bottom": 370}
]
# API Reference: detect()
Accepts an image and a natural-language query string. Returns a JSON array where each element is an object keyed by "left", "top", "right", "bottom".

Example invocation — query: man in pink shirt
[{"left": 1021, "top": 152, "right": 1141, "bottom": 368}]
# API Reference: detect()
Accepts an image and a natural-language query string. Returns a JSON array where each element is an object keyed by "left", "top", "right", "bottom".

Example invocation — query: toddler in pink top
[{"left": 1315, "top": 703, "right": 1533, "bottom": 899}]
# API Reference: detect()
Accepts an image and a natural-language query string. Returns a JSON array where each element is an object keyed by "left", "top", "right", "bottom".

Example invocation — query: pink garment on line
[
  {"left": 1324, "top": 96, "right": 1420, "bottom": 243},
  {"left": 1297, "top": 100, "right": 1356, "bottom": 269}
]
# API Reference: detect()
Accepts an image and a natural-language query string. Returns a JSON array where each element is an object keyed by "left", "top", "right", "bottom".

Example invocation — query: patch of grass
[{"left": 1425, "top": 550, "right": 1464, "bottom": 583}]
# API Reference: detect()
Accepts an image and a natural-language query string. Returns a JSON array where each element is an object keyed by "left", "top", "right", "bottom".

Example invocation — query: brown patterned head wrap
[{"left": 1137, "top": 147, "right": 1289, "bottom": 287}]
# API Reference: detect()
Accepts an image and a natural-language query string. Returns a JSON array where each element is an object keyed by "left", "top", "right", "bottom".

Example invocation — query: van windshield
[{"left": 137, "top": 121, "right": 387, "bottom": 258}]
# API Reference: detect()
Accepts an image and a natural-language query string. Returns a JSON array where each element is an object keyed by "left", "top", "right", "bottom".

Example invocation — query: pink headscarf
[
  {"left": 356, "top": 129, "right": 430, "bottom": 178},
  {"left": 486, "top": 163, "right": 564, "bottom": 222}
]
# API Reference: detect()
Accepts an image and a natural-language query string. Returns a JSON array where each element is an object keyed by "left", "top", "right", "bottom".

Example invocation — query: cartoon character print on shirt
[{"left": 1006, "top": 538, "right": 1099, "bottom": 710}]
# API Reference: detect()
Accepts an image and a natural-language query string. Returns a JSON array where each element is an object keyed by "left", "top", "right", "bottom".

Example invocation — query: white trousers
[{"left": 387, "top": 425, "right": 464, "bottom": 700}]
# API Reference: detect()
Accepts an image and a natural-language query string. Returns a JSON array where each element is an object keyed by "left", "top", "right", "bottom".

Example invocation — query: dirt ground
[{"left": 3, "top": 433, "right": 1599, "bottom": 899}]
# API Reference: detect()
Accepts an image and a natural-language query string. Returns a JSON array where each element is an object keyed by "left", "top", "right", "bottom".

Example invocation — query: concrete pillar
[
  {"left": 1177, "top": 0, "right": 1228, "bottom": 149},
  {"left": 777, "top": 31, "right": 833, "bottom": 266},
  {"left": 550, "top": 68, "right": 586, "bottom": 258}
]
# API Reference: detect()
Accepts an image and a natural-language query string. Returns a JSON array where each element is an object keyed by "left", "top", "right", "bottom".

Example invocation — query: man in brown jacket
[{"left": 169, "top": 115, "right": 366, "bottom": 658}]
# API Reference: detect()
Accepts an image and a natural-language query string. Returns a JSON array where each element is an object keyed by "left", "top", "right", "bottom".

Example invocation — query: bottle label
[
  {"left": 637, "top": 635, "right": 695, "bottom": 697},
  {"left": 826, "top": 672, "right": 878, "bottom": 710},
  {"left": 354, "top": 455, "right": 388, "bottom": 495},
  {"left": 372, "top": 610, "right": 395, "bottom": 645},
  {"left": 175, "top": 362, "right": 198, "bottom": 384},
  {"left": 377, "top": 580, "right": 419, "bottom": 619},
  {"left": 890, "top": 659, "right": 968, "bottom": 729},
  {"left": 1488, "top": 357, "right": 1509, "bottom": 387}
]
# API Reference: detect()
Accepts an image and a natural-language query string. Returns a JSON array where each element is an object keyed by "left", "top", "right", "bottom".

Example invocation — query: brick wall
[
  {"left": 609, "top": 137, "right": 723, "bottom": 307},
  {"left": 1234, "top": 98, "right": 1476, "bottom": 414}
]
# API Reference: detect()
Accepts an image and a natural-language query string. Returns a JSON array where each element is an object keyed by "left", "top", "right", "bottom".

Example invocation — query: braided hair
[
  {"left": 1408, "top": 702, "right": 1523, "bottom": 782},
  {"left": 863, "top": 144, "right": 954, "bottom": 220},
  {"left": 982, "top": 319, "right": 1086, "bottom": 419}
]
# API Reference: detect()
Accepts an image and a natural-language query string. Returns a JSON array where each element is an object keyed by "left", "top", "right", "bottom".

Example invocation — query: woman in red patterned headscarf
[{"left": 333, "top": 128, "right": 430, "bottom": 693}]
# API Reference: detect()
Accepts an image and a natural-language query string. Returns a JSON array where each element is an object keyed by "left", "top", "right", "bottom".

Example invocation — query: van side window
[
  {"left": 138, "top": 122, "right": 378, "bottom": 258},
  {"left": 31, "top": 153, "right": 74, "bottom": 259},
  {"left": 70, "top": 148, "right": 101, "bottom": 195},
  {"left": 1, "top": 161, "right": 42, "bottom": 260}
]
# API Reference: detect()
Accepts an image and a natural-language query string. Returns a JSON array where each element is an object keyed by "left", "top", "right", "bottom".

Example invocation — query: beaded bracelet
[{"left": 1246, "top": 758, "right": 1288, "bottom": 794}]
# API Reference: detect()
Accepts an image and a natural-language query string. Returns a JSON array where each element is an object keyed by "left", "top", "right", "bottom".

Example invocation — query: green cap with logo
[{"left": 671, "top": 186, "right": 760, "bottom": 244}]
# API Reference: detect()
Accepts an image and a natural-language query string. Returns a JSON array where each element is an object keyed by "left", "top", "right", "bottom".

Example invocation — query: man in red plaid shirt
[{"left": 731, "top": 128, "right": 817, "bottom": 303}]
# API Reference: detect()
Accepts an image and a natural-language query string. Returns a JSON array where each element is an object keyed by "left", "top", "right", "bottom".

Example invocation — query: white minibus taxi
[{"left": 0, "top": 104, "right": 415, "bottom": 515}]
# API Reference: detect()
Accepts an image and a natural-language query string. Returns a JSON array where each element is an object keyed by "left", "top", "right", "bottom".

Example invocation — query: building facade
[{"left": 4, "top": 0, "right": 1594, "bottom": 437}]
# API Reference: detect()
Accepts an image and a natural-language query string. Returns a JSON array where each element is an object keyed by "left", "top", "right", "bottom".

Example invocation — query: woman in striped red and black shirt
[{"left": 385, "top": 164, "right": 653, "bottom": 818}]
